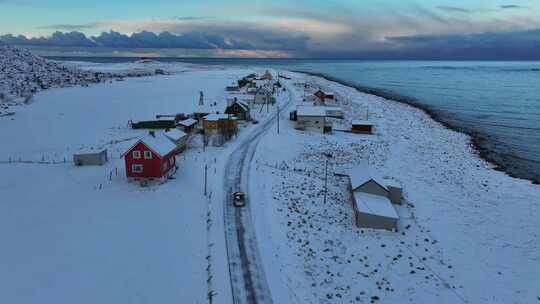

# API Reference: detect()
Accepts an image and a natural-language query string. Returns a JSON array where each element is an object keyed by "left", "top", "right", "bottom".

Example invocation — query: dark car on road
[{"left": 233, "top": 192, "right": 246, "bottom": 207}]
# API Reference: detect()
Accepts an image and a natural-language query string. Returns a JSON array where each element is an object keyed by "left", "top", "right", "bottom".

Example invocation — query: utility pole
[
  {"left": 323, "top": 153, "right": 333, "bottom": 204},
  {"left": 204, "top": 164, "right": 208, "bottom": 196},
  {"left": 277, "top": 102, "right": 280, "bottom": 134}
]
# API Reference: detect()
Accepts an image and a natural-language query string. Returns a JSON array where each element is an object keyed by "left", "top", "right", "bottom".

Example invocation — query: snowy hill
[{"left": 0, "top": 45, "right": 152, "bottom": 104}]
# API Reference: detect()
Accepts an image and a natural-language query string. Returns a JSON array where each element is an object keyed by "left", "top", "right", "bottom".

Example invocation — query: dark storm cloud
[
  {"left": 0, "top": 31, "right": 95, "bottom": 47},
  {"left": 0, "top": 23, "right": 310, "bottom": 51},
  {"left": 381, "top": 29, "right": 540, "bottom": 60},
  {"left": 0, "top": 30, "right": 259, "bottom": 50}
]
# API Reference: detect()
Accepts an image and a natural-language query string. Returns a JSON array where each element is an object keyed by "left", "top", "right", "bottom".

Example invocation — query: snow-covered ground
[
  {"left": 1, "top": 55, "right": 539, "bottom": 304},
  {"left": 0, "top": 45, "right": 193, "bottom": 107},
  {"left": 0, "top": 66, "right": 280, "bottom": 304},
  {"left": 250, "top": 75, "right": 540, "bottom": 303}
]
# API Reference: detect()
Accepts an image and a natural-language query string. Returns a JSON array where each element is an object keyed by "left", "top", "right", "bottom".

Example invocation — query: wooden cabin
[{"left": 225, "top": 99, "right": 251, "bottom": 121}]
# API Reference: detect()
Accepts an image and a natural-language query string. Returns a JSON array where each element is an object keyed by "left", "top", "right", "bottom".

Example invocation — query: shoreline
[{"left": 294, "top": 70, "right": 539, "bottom": 185}]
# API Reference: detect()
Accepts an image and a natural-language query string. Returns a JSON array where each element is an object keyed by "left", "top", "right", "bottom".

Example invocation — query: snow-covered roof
[
  {"left": 296, "top": 105, "right": 328, "bottom": 117},
  {"left": 352, "top": 119, "right": 374, "bottom": 126},
  {"left": 141, "top": 135, "right": 177, "bottom": 157},
  {"left": 74, "top": 148, "right": 107, "bottom": 155},
  {"left": 164, "top": 128, "right": 187, "bottom": 141},
  {"left": 178, "top": 118, "right": 197, "bottom": 127},
  {"left": 236, "top": 100, "right": 249, "bottom": 111},
  {"left": 353, "top": 192, "right": 398, "bottom": 219},
  {"left": 204, "top": 113, "right": 230, "bottom": 121},
  {"left": 124, "top": 134, "right": 177, "bottom": 158},
  {"left": 347, "top": 165, "right": 389, "bottom": 191}
]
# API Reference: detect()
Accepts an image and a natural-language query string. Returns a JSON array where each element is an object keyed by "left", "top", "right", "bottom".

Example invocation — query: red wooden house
[
  {"left": 123, "top": 134, "right": 178, "bottom": 180},
  {"left": 314, "top": 90, "right": 335, "bottom": 102}
]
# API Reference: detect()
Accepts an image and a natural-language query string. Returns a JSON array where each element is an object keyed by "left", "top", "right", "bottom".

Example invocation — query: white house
[
  {"left": 347, "top": 165, "right": 403, "bottom": 231},
  {"left": 253, "top": 87, "right": 275, "bottom": 105},
  {"left": 294, "top": 105, "right": 332, "bottom": 133},
  {"left": 325, "top": 106, "right": 344, "bottom": 118}
]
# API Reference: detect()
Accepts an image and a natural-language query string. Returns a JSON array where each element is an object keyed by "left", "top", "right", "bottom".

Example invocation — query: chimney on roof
[{"left": 199, "top": 91, "right": 204, "bottom": 106}]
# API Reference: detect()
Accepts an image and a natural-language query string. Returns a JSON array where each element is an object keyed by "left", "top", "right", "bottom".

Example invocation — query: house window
[
  {"left": 132, "top": 164, "right": 143, "bottom": 173},
  {"left": 133, "top": 151, "right": 141, "bottom": 159},
  {"left": 169, "top": 157, "right": 174, "bottom": 166},
  {"left": 144, "top": 151, "right": 152, "bottom": 159},
  {"left": 162, "top": 163, "right": 168, "bottom": 172}
]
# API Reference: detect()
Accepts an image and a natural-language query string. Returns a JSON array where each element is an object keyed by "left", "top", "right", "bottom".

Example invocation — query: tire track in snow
[{"left": 223, "top": 83, "right": 294, "bottom": 304}]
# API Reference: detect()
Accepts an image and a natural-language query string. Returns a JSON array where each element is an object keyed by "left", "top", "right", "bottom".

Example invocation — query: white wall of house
[
  {"left": 253, "top": 93, "right": 275, "bottom": 104},
  {"left": 295, "top": 116, "right": 326, "bottom": 133}
]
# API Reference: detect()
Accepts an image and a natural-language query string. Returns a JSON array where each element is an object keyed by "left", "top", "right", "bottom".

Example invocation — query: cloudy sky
[{"left": 1, "top": 0, "right": 539, "bottom": 58}]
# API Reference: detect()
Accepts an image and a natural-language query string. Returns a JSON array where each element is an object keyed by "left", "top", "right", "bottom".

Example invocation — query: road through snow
[{"left": 223, "top": 83, "right": 294, "bottom": 304}]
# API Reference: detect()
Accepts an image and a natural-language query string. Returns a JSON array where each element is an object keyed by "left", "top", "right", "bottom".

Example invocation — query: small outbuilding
[
  {"left": 352, "top": 120, "right": 374, "bottom": 134},
  {"left": 164, "top": 128, "right": 188, "bottom": 152},
  {"left": 177, "top": 118, "right": 197, "bottom": 133},
  {"left": 123, "top": 134, "right": 178, "bottom": 180},
  {"left": 73, "top": 149, "right": 108, "bottom": 166},
  {"left": 347, "top": 165, "right": 402, "bottom": 231}
]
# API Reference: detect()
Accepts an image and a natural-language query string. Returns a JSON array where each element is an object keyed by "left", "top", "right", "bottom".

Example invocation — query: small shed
[
  {"left": 352, "top": 120, "right": 374, "bottom": 134},
  {"left": 352, "top": 192, "right": 399, "bottom": 231},
  {"left": 177, "top": 118, "right": 197, "bottom": 133},
  {"left": 73, "top": 149, "right": 108, "bottom": 166},
  {"left": 347, "top": 165, "right": 402, "bottom": 231},
  {"left": 164, "top": 128, "right": 188, "bottom": 152}
]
